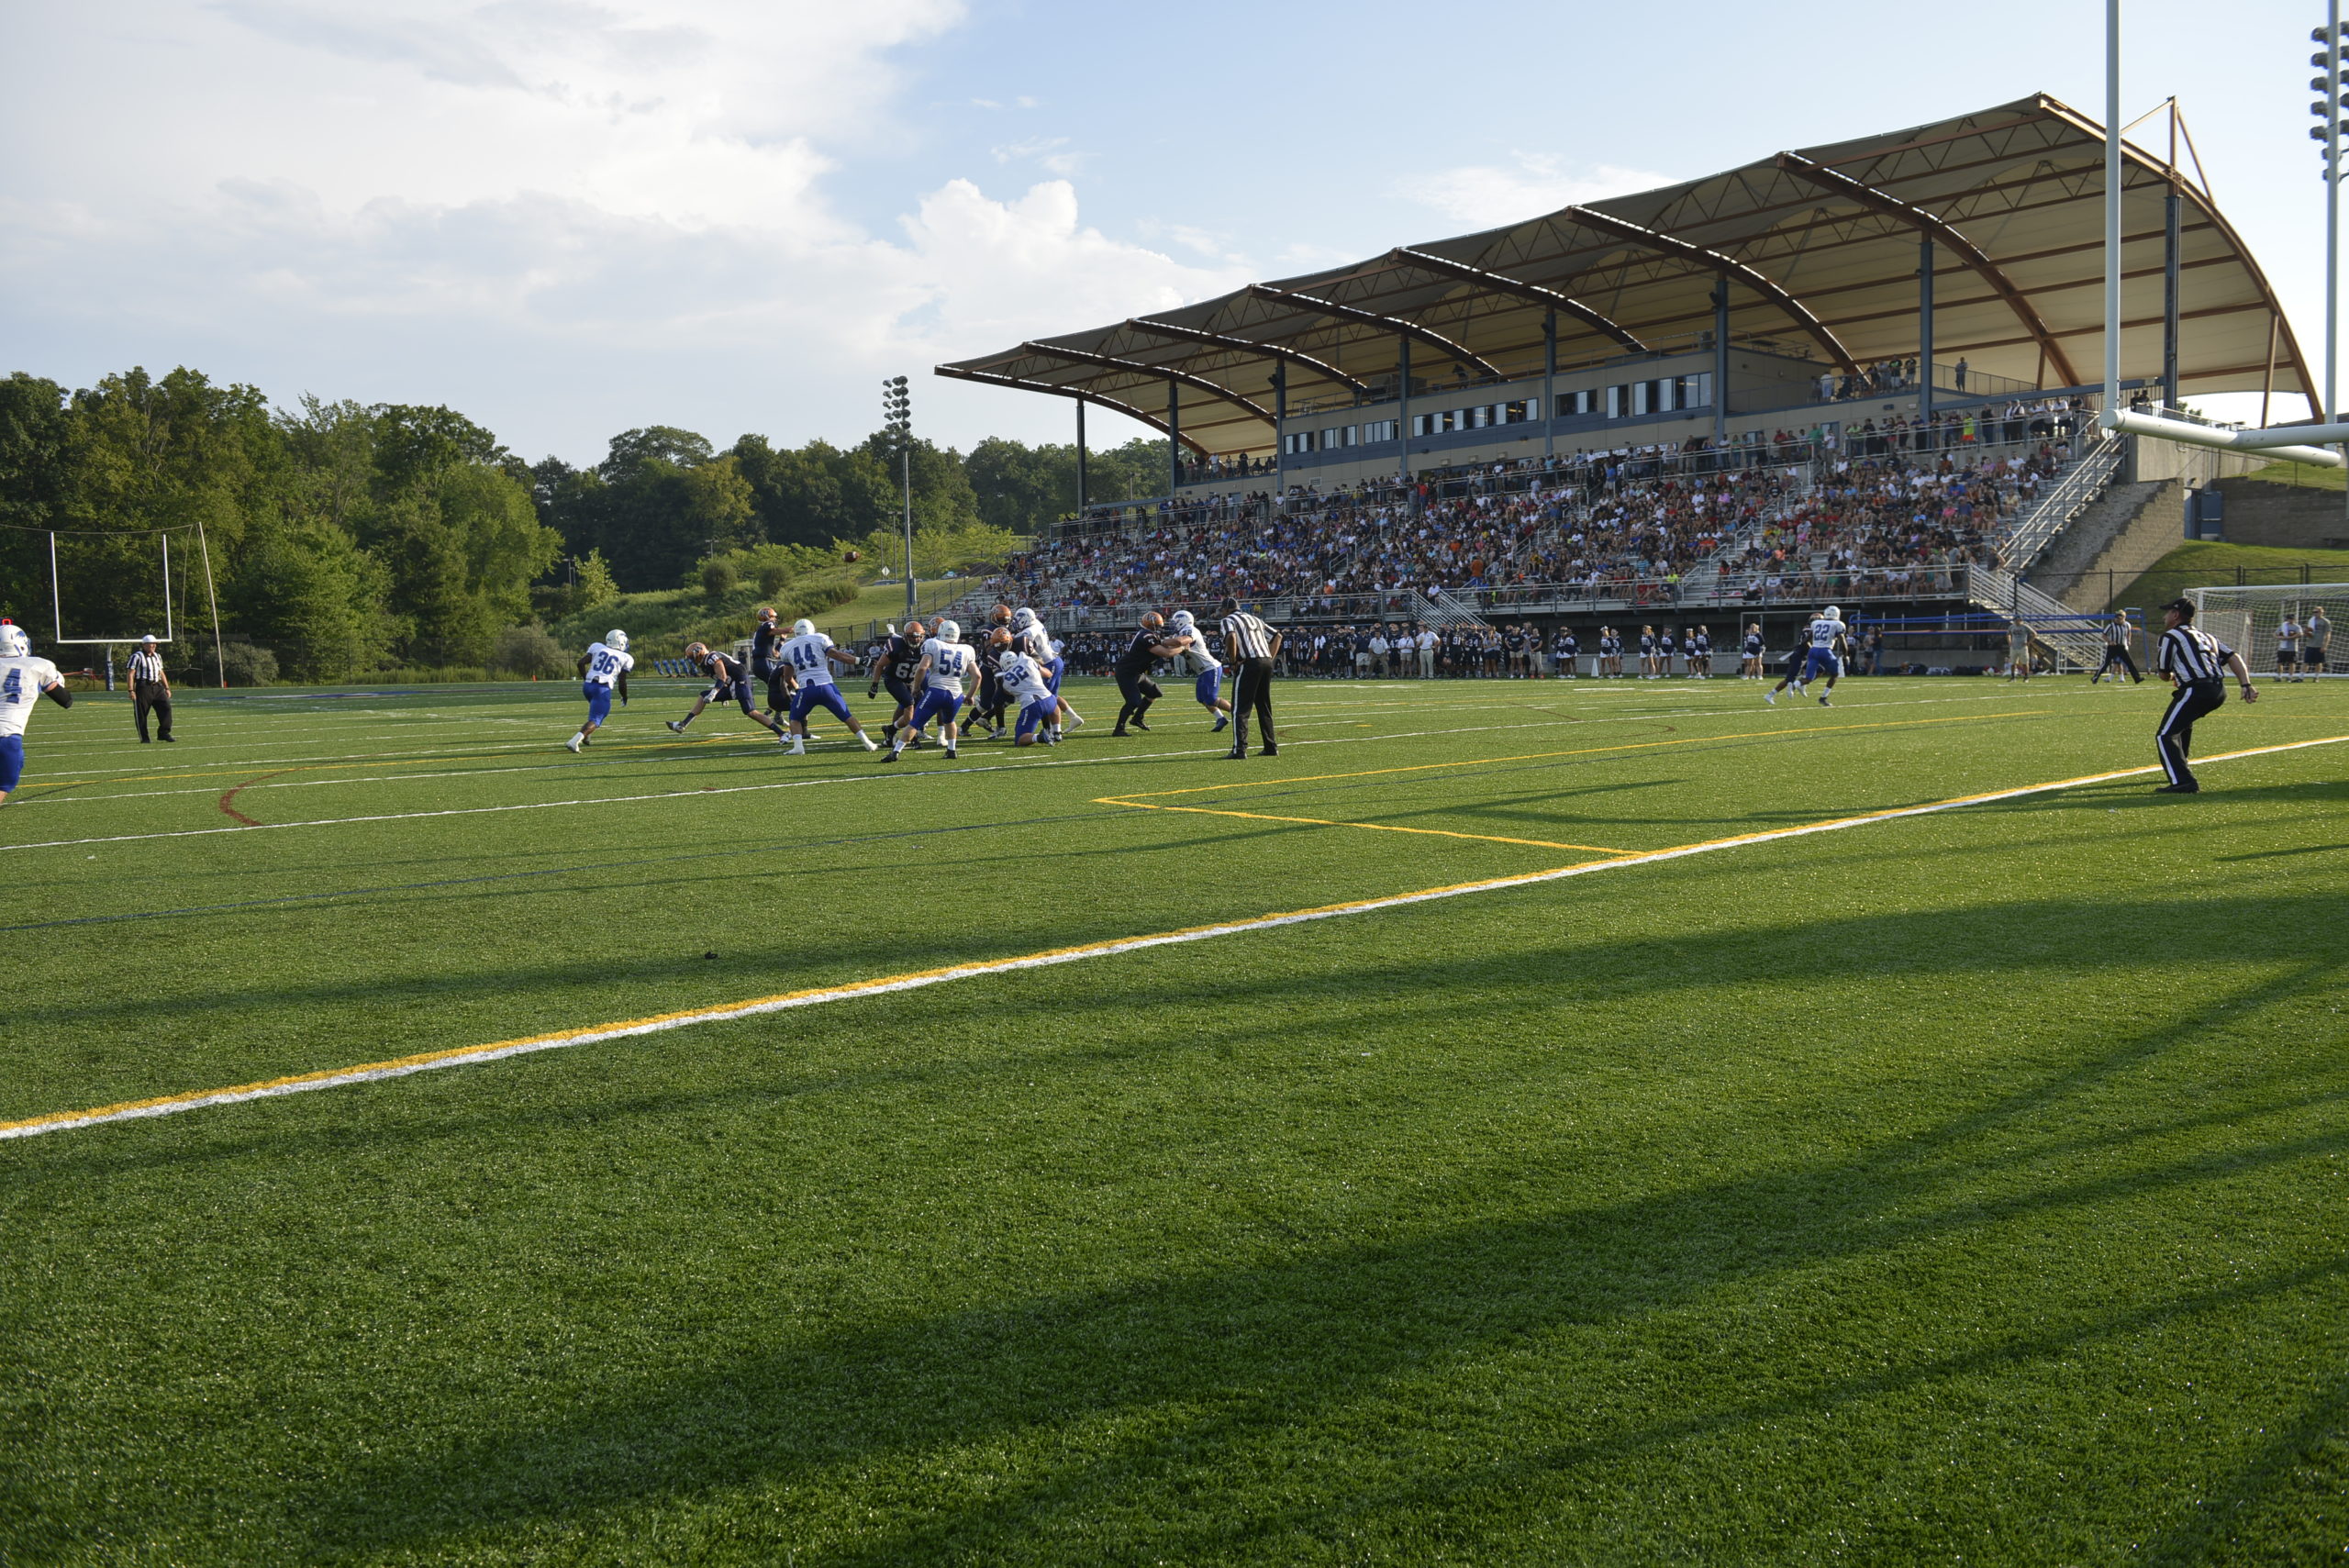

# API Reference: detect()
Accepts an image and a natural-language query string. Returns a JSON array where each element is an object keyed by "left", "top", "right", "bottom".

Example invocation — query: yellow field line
[
  {"left": 1108, "top": 802, "right": 1631, "bottom": 854},
  {"left": 1093, "top": 711, "right": 2044, "bottom": 806},
  {"left": 8, "top": 730, "right": 2343, "bottom": 1145}
]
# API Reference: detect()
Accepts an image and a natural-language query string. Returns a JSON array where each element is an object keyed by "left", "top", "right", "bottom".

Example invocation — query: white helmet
[
  {"left": 1171, "top": 610, "right": 1195, "bottom": 629},
  {"left": 1823, "top": 606, "right": 1840, "bottom": 620},
  {"left": 937, "top": 619, "right": 960, "bottom": 641},
  {"left": 607, "top": 628, "right": 629, "bottom": 651},
  {"left": 0, "top": 622, "right": 26, "bottom": 657},
  {"left": 1013, "top": 606, "right": 1038, "bottom": 628},
  {"left": 792, "top": 618, "right": 815, "bottom": 636}
]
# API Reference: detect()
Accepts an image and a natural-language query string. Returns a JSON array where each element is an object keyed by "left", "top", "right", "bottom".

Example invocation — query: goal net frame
[
  {"left": 48, "top": 530, "right": 173, "bottom": 646},
  {"left": 2186, "top": 584, "right": 2348, "bottom": 678}
]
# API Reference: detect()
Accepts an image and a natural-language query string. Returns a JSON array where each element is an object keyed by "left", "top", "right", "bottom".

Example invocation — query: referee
[
  {"left": 128, "top": 634, "right": 174, "bottom": 743},
  {"left": 2090, "top": 611, "right": 2142, "bottom": 684},
  {"left": 2152, "top": 597, "right": 2256, "bottom": 794},
  {"left": 1217, "top": 595, "right": 1281, "bottom": 759}
]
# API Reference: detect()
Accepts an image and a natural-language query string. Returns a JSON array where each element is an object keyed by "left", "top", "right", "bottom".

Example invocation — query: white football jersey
[
  {"left": 1173, "top": 629, "right": 1221, "bottom": 673},
  {"left": 0, "top": 656, "right": 61, "bottom": 740},
  {"left": 581, "top": 640, "right": 634, "bottom": 686},
  {"left": 922, "top": 637, "right": 974, "bottom": 693},
  {"left": 777, "top": 631, "right": 838, "bottom": 685},
  {"left": 997, "top": 651, "right": 1052, "bottom": 703},
  {"left": 1808, "top": 617, "right": 1845, "bottom": 648},
  {"left": 1013, "top": 625, "right": 1054, "bottom": 663}
]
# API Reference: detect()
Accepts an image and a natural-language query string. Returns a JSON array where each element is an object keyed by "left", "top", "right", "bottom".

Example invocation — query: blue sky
[{"left": 0, "top": 0, "right": 2330, "bottom": 464}]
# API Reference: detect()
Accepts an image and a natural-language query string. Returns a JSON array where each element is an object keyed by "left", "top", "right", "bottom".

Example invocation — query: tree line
[{"left": 0, "top": 364, "right": 1171, "bottom": 682}]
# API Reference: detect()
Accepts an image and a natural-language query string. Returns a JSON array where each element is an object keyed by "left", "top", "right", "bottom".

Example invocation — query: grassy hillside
[{"left": 2110, "top": 540, "right": 2349, "bottom": 609}]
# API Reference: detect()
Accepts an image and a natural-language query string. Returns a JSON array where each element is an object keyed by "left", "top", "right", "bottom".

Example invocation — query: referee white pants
[{"left": 2155, "top": 679, "right": 2225, "bottom": 786}]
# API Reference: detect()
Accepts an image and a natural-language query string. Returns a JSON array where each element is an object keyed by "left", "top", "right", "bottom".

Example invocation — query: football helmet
[
  {"left": 991, "top": 628, "right": 1013, "bottom": 648},
  {"left": 685, "top": 641, "right": 710, "bottom": 661},
  {"left": 607, "top": 629, "right": 629, "bottom": 651},
  {"left": 1823, "top": 605, "right": 1841, "bottom": 620},
  {"left": 1170, "top": 609, "right": 1194, "bottom": 630},
  {"left": 905, "top": 620, "right": 926, "bottom": 639},
  {"left": 1140, "top": 612, "right": 1164, "bottom": 629},
  {"left": 1012, "top": 607, "right": 1038, "bottom": 628},
  {"left": 793, "top": 618, "right": 816, "bottom": 636},
  {"left": 937, "top": 619, "right": 961, "bottom": 641},
  {"left": 0, "top": 621, "right": 26, "bottom": 657}
]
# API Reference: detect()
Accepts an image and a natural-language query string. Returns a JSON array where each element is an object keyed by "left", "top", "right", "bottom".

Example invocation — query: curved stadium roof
[{"left": 939, "top": 95, "right": 2311, "bottom": 458}]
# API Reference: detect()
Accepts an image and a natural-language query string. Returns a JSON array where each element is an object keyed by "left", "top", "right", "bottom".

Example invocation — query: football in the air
[{"left": 845, "top": 550, "right": 862, "bottom": 562}]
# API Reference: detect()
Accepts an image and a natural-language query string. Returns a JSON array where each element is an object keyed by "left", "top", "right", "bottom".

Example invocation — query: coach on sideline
[
  {"left": 2153, "top": 597, "right": 2255, "bottom": 795},
  {"left": 128, "top": 634, "right": 173, "bottom": 743},
  {"left": 1218, "top": 595, "right": 1281, "bottom": 760}
]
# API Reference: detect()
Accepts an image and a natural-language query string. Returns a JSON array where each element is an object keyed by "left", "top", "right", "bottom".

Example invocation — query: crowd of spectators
[{"left": 983, "top": 399, "right": 2090, "bottom": 628}]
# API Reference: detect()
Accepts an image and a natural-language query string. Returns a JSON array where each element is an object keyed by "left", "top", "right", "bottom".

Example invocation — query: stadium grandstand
[{"left": 937, "top": 95, "right": 2310, "bottom": 673}]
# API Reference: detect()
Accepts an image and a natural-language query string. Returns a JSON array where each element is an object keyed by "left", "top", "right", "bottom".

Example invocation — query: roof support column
[
  {"left": 1167, "top": 383, "right": 1181, "bottom": 496},
  {"left": 1397, "top": 339, "right": 1412, "bottom": 493},
  {"left": 1075, "top": 400, "right": 1087, "bottom": 517},
  {"left": 1919, "top": 236, "right": 1936, "bottom": 430},
  {"left": 1273, "top": 362, "right": 1287, "bottom": 498},
  {"left": 1542, "top": 310, "right": 1557, "bottom": 460},
  {"left": 2162, "top": 187, "right": 2182, "bottom": 410},
  {"left": 1711, "top": 285, "right": 1730, "bottom": 445}
]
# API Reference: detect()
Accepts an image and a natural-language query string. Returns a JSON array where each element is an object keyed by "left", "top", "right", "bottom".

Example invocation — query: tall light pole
[
  {"left": 2316, "top": 10, "right": 2345, "bottom": 514},
  {"left": 883, "top": 375, "right": 915, "bottom": 620}
]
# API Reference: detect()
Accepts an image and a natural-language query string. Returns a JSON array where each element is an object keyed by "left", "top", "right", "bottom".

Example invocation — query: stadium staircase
[
  {"left": 1419, "top": 588, "right": 1492, "bottom": 629},
  {"left": 1961, "top": 562, "right": 2107, "bottom": 670},
  {"left": 1996, "top": 435, "right": 2126, "bottom": 571}
]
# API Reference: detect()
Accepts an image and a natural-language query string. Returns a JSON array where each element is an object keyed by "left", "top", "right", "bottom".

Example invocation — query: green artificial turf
[{"left": 2, "top": 673, "right": 2344, "bottom": 1565}]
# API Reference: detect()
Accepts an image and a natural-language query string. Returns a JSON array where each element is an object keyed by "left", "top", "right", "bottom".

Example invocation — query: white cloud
[
  {"left": 0, "top": 0, "right": 1231, "bottom": 456},
  {"left": 1394, "top": 153, "right": 1676, "bottom": 229}
]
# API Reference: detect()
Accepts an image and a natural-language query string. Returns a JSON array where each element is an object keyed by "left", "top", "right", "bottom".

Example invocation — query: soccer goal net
[{"left": 2187, "top": 584, "right": 2348, "bottom": 678}]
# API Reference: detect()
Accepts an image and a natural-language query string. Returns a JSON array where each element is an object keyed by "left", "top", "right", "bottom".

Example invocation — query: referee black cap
[
  {"left": 2160, "top": 597, "right": 2196, "bottom": 620},
  {"left": 1218, "top": 595, "right": 1240, "bottom": 615}
]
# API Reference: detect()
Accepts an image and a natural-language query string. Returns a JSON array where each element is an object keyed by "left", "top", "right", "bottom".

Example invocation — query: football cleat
[
  {"left": 666, "top": 719, "right": 686, "bottom": 733},
  {"left": 565, "top": 734, "right": 584, "bottom": 751}
]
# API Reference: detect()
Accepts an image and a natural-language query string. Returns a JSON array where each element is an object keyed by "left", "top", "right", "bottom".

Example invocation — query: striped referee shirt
[
  {"left": 128, "top": 650, "right": 166, "bottom": 684},
  {"left": 1219, "top": 610, "right": 1276, "bottom": 661},
  {"left": 2104, "top": 619, "right": 2130, "bottom": 648},
  {"left": 2156, "top": 625, "right": 2232, "bottom": 683}
]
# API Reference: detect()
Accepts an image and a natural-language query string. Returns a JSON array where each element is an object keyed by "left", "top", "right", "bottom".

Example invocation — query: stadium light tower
[
  {"left": 883, "top": 376, "right": 915, "bottom": 619},
  {"left": 2099, "top": 1, "right": 2346, "bottom": 466}
]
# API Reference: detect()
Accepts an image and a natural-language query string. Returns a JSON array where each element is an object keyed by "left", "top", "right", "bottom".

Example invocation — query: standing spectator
[
  {"left": 1368, "top": 626, "right": 1391, "bottom": 678},
  {"left": 1218, "top": 596, "right": 1281, "bottom": 760},
  {"left": 128, "top": 634, "right": 173, "bottom": 743},
  {"left": 1415, "top": 623, "right": 1438, "bottom": 679},
  {"left": 2306, "top": 606, "right": 2332, "bottom": 674}
]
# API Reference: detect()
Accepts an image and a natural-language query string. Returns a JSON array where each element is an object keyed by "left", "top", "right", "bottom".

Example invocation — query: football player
[
  {"left": 890, "top": 618, "right": 975, "bottom": 762},
  {"left": 1167, "top": 609, "right": 1232, "bottom": 731},
  {"left": 666, "top": 642, "right": 786, "bottom": 740},
  {"left": 567, "top": 628, "right": 631, "bottom": 751},
  {"left": 774, "top": 617, "right": 881, "bottom": 755},
  {"left": 0, "top": 620, "right": 73, "bottom": 806},
  {"left": 996, "top": 639, "right": 1062, "bottom": 747}
]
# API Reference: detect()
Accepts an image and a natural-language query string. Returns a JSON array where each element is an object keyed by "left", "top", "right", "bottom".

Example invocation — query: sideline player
[
  {"left": 996, "top": 639, "right": 1061, "bottom": 747},
  {"left": 667, "top": 642, "right": 786, "bottom": 740},
  {"left": 2277, "top": 611, "right": 2303, "bottom": 683},
  {"left": 2152, "top": 597, "right": 2257, "bottom": 794},
  {"left": 890, "top": 618, "right": 974, "bottom": 762},
  {"left": 774, "top": 617, "right": 881, "bottom": 755},
  {"left": 2003, "top": 616, "right": 2036, "bottom": 681},
  {"left": 567, "top": 628, "right": 631, "bottom": 751},
  {"left": 1167, "top": 609, "right": 1232, "bottom": 731},
  {"left": 0, "top": 621, "right": 73, "bottom": 806},
  {"left": 1741, "top": 623, "right": 1765, "bottom": 680}
]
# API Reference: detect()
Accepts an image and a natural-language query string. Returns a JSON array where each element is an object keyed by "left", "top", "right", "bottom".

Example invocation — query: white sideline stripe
[
  {"left": 6, "top": 732, "right": 2342, "bottom": 1144},
  {"left": 11, "top": 692, "right": 2047, "bottom": 837}
]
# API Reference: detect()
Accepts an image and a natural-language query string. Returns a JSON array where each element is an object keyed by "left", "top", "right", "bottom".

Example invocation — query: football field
[{"left": 3, "top": 672, "right": 2345, "bottom": 1564}]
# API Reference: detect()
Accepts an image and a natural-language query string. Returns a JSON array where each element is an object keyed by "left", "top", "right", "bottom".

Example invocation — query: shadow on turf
[{"left": 251, "top": 933, "right": 2349, "bottom": 1562}]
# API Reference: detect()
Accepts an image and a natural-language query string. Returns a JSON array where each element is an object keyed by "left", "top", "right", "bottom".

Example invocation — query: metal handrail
[{"left": 1998, "top": 435, "right": 2126, "bottom": 569}]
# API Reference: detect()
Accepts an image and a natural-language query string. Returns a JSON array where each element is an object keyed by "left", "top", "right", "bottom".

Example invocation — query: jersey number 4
[{"left": 1, "top": 669, "right": 21, "bottom": 704}]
